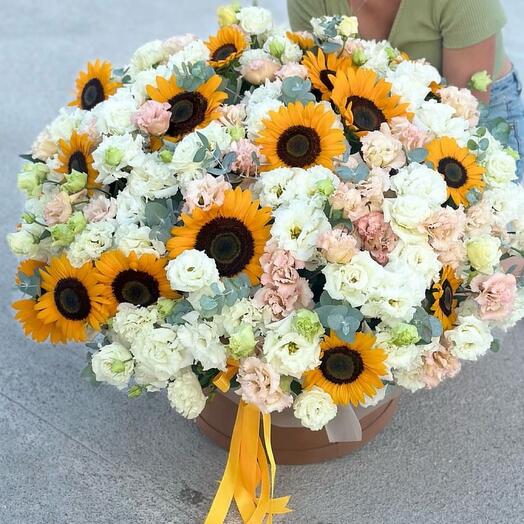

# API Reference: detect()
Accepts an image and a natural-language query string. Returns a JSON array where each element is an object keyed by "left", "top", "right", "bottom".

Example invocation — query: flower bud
[
  {"left": 104, "top": 146, "right": 124, "bottom": 167},
  {"left": 17, "top": 162, "right": 49, "bottom": 197},
  {"left": 293, "top": 310, "right": 324, "bottom": 341},
  {"left": 110, "top": 360, "right": 127, "bottom": 374},
  {"left": 390, "top": 323, "right": 420, "bottom": 346},
  {"left": 156, "top": 297, "right": 177, "bottom": 318},
  {"left": 62, "top": 169, "right": 88, "bottom": 194},
  {"left": 352, "top": 48, "right": 367, "bottom": 66},
  {"left": 159, "top": 149, "right": 173, "bottom": 163},
  {"left": 339, "top": 16, "right": 359, "bottom": 37},
  {"left": 227, "top": 324, "right": 257, "bottom": 359},
  {"left": 469, "top": 70, "right": 492, "bottom": 92},
  {"left": 217, "top": 5, "right": 239, "bottom": 27}
]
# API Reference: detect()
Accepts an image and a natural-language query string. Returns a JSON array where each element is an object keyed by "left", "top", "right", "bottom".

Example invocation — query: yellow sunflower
[
  {"left": 15, "top": 259, "right": 46, "bottom": 284},
  {"left": 256, "top": 101, "right": 346, "bottom": 170},
  {"left": 430, "top": 266, "right": 462, "bottom": 331},
  {"left": 302, "top": 48, "right": 352, "bottom": 100},
  {"left": 95, "top": 250, "right": 177, "bottom": 315},
  {"left": 206, "top": 25, "right": 249, "bottom": 68},
  {"left": 69, "top": 59, "right": 121, "bottom": 110},
  {"left": 286, "top": 31, "right": 315, "bottom": 51},
  {"left": 146, "top": 74, "right": 227, "bottom": 143},
  {"left": 426, "top": 137, "right": 485, "bottom": 208},
  {"left": 330, "top": 67, "right": 411, "bottom": 135},
  {"left": 13, "top": 298, "right": 67, "bottom": 344},
  {"left": 57, "top": 130, "right": 99, "bottom": 189},
  {"left": 304, "top": 331, "right": 387, "bottom": 406},
  {"left": 34, "top": 256, "right": 110, "bottom": 342},
  {"left": 167, "top": 187, "right": 271, "bottom": 285}
]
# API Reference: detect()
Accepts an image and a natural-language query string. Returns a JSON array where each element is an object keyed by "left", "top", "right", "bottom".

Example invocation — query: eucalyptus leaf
[{"left": 408, "top": 148, "right": 428, "bottom": 163}]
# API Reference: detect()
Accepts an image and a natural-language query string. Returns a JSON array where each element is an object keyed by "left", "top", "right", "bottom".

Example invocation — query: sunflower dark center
[
  {"left": 81, "top": 78, "right": 105, "bottom": 110},
  {"left": 68, "top": 151, "right": 88, "bottom": 174},
  {"left": 319, "top": 69, "right": 336, "bottom": 91},
  {"left": 439, "top": 280, "right": 454, "bottom": 316},
  {"left": 276, "top": 125, "right": 321, "bottom": 167},
  {"left": 320, "top": 346, "right": 364, "bottom": 384},
  {"left": 347, "top": 96, "right": 386, "bottom": 132},
  {"left": 438, "top": 157, "right": 467, "bottom": 188},
  {"left": 112, "top": 269, "right": 160, "bottom": 307},
  {"left": 54, "top": 278, "right": 91, "bottom": 321},
  {"left": 195, "top": 217, "right": 255, "bottom": 277},
  {"left": 212, "top": 43, "right": 237, "bottom": 62},
  {"left": 168, "top": 92, "right": 208, "bottom": 138}
]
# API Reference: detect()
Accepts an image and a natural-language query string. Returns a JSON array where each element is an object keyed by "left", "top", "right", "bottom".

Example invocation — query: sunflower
[
  {"left": 167, "top": 187, "right": 271, "bottom": 284},
  {"left": 429, "top": 266, "right": 462, "bottom": 331},
  {"left": 69, "top": 59, "right": 121, "bottom": 110},
  {"left": 330, "top": 67, "right": 411, "bottom": 135},
  {"left": 304, "top": 331, "right": 388, "bottom": 406},
  {"left": 206, "top": 25, "right": 249, "bottom": 69},
  {"left": 256, "top": 101, "right": 346, "bottom": 170},
  {"left": 34, "top": 256, "right": 110, "bottom": 342},
  {"left": 95, "top": 250, "right": 177, "bottom": 315},
  {"left": 146, "top": 74, "right": 227, "bottom": 143},
  {"left": 56, "top": 130, "right": 99, "bottom": 189},
  {"left": 15, "top": 259, "right": 46, "bottom": 284},
  {"left": 286, "top": 31, "right": 315, "bottom": 51},
  {"left": 302, "top": 48, "right": 352, "bottom": 99},
  {"left": 426, "top": 137, "right": 485, "bottom": 208},
  {"left": 13, "top": 298, "right": 67, "bottom": 344}
]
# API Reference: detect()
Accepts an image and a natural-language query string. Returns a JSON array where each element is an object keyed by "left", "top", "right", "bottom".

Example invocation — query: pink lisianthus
[
  {"left": 275, "top": 63, "right": 309, "bottom": 80},
  {"left": 357, "top": 167, "right": 389, "bottom": 206},
  {"left": 330, "top": 183, "right": 368, "bottom": 221},
  {"left": 229, "top": 139, "right": 261, "bottom": 176},
  {"left": 162, "top": 33, "right": 198, "bottom": 54},
  {"left": 421, "top": 207, "right": 466, "bottom": 252},
  {"left": 132, "top": 100, "right": 171, "bottom": 136},
  {"left": 254, "top": 278, "right": 313, "bottom": 320},
  {"left": 470, "top": 273, "right": 517, "bottom": 320},
  {"left": 355, "top": 211, "right": 398, "bottom": 266},
  {"left": 438, "top": 86, "right": 480, "bottom": 128},
  {"left": 465, "top": 201, "right": 493, "bottom": 237},
  {"left": 241, "top": 58, "right": 280, "bottom": 85},
  {"left": 360, "top": 123, "right": 406, "bottom": 170},
  {"left": 44, "top": 191, "right": 73, "bottom": 225},
  {"left": 317, "top": 226, "right": 360, "bottom": 264},
  {"left": 183, "top": 174, "right": 232, "bottom": 213},
  {"left": 219, "top": 104, "right": 247, "bottom": 127},
  {"left": 83, "top": 194, "right": 117, "bottom": 223},
  {"left": 437, "top": 241, "right": 467, "bottom": 270},
  {"left": 260, "top": 247, "right": 304, "bottom": 295},
  {"left": 236, "top": 357, "right": 293, "bottom": 414},
  {"left": 389, "top": 116, "right": 431, "bottom": 150},
  {"left": 421, "top": 343, "right": 461, "bottom": 389}
]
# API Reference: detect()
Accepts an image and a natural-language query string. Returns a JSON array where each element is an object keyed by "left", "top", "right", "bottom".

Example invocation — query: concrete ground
[{"left": 0, "top": 1, "right": 523, "bottom": 523}]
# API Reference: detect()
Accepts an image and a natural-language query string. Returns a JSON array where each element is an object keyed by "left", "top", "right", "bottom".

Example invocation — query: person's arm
[
  {"left": 442, "top": 36, "right": 496, "bottom": 104},
  {"left": 287, "top": 0, "right": 324, "bottom": 33}
]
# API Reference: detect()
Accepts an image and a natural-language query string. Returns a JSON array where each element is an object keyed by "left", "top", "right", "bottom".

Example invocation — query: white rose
[
  {"left": 237, "top": 6, "right": 273, "bottom": 35},
  {"left": 391, "top": 163, "right": 448, "bottom": 208},
  {"left": 322, "top": 251, "right": 386, "bottom": 307},
  {"left": 91, "top": 342, "right": 134, "bottom": 390},
  {"left": 92, "top": 88, "right": 139, "bottom": 135},
  {"left": 115, "top": 187, "right": 146, "bottom": 225},
  {"left": 483, "top": 149, "right": 517, "bottom": 188},
  {"left": 129, "top": 40, "right": 167, "bottom": 76},
  {"left": 166, "top": 250, "right": 220, "bottom": 293},
  {"left": 132, "top": 327, "right": 192, "bottom": 390},
  {"left": 167, "top": 370, "right": 207, "bottom": 419},
  {"left": 271, "top": 202, "right": 330, "bottom": 261},
  {"left": 293, "top": 387, "right": 338, "bottom": 431},
  {"left": 465, "top": 235, "right": 501, "bottom": 274},
  {"left": 263, "top": 330, "right": 321, "bottom": 378},
  {"left": 338, "top": 16, "right": 359, "bottom": 37},
  {"left": 112, "top": 303, "right": 159, "bottom": 346},
  {"left": 67, "top": 220, "right": 115, "bottom": 267},
  {"left": 446, "top": 315, "right": 493, "bottom": 361},
  {"left": 114, "top": 223, "right": 166, "bottom": 257}
]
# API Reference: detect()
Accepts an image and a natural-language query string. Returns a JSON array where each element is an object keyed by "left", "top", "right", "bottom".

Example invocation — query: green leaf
[
  {"left": 81, "top": 362, "right": 101, "bottom": 387},
  {"left": 479, "top": 138, "right": 490, "bottom": 151},
  {"left": 19, "top": 153, "right": 44, "bottom": 163},
  {"left": 467, "top": 139, "right": 479, "bottom": 151},
  {"left": 490, "top": 339, "right": 501, "bottom": 353},
  {"left": 193, "top": 146, "right": 208, "bottom": 163},
  {"left": 165, "top": 299, "right": 193, "bottom": 325},
  {"left": 290, "top": 379, "right": 303, "bottom": 396},
  {"left": 408, "top": 148, "right": 428, "bottom": 163},
  {"left": 144, "top": 200, "right": 170, "bottom": 227},
  {"left": 16, "top": 272, "right": 41, "bottom": 298}
]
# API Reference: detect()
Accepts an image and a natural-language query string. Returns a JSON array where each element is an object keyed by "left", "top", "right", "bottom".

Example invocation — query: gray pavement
[{"left": 0, "top": 1, "right": 523, "bottom": 523}]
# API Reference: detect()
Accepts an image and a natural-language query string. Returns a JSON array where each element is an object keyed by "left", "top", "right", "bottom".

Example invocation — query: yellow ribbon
[
  {"left": 212, "top": 359, "right": 239, "bottom": 393},
  {"left": 205, "top": 401, "right": 292, "bottom": 524}
]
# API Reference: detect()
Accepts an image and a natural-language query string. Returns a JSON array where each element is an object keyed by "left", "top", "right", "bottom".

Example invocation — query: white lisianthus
[
  {"left": 282, "top": 166, "right": 340, "bottom": 209},
  {"left": 127, "top": 154, "right": 178, "bottom": 200},
  {"left": 132, "top": 327, "right": 192, "bottom": 390},
  {"left": 218, "top": 298, "right": 271, "bottom": 337},
  {"left": 482, "top": 149, "right": 517, "bottom": 187},
  {"left": 114, "top": 223, "right": 166, "bottom": 257},
  {"left": 91, "top": 342, "right": 134, "bottom": 390},
  {"left": 129, "top": 40, "right": 167, "bottom": 76},
  {"left": 246, "top": 98, "right": 284, "bottom": 138},
  {"left": 263, "top": 330, "right": 321, "bottom": 378},
  {"left": 498, "top": 288, "right": 524, "bottom": 331},
  {"left": 388, "top": 242, "right": 442, "bottom": 287},
  {"left": 391, "top": 163, "right": 448, "bottom": 208},
  {"left": 7, "top": 223, "right": 44, "bottom": 258},
  {"left": 374, "top": 330, "right": 421, "bottom": 371},
  {"left": 359, "top": 39, "right": 393, "bottom": 76},
  {"left": 323, "top": 251, "right": 385, "bottom": 307},
  {"left": 383, "top": 195, "right": 432, "bottom": 243},
  {"left": 167, "top": 370, "right": 207, "bottom": 419},
  {"left": 271, "top": 202, "right": 330, "bottom": 261},
  {"left": 166, "top": 250, "right": 220, "bottom": 293},
  {"left": 92, "top": 133, "right": 145, "bottom": 185},
  {"left": 244, "top": 77, "right": 283, "bottom": 104},
  {"left": 92, "top": 88, "right": 139, "bottom": 135},
  {"left": 67, "top": 220, "right": 115, "bottom": 267},
  {"left": 446, "top": 314, "right": 493, "bottom": 361},
  {"left": 167, "top": 40, "right": 210, "bottom": 71},
  {"left": 115, "top": 187, "right": 146, "bottom": 225},
  {"left": 465, "top": 235, "right": 501, "bottom": 274},
  {"left": 394, "top": 361, "right": 426, "bottom": 392},
  {"left": 237, "top": 6, "right": 273, "bottom": 36},
  {"left": 253, "top": 167, "right": 297, "bottom": 208},
  {"left": 293, "top": 387, "right": 338, "bottom": 431},
  {"left": 112, "top": 303, "right": 159, "bottom": 346},
  {"left": 263, "top": 33, "right": 302, "bottom": 64},
  {"left": 129, "top": 67, "right": 168, "bottom": 105},
  {"left": 414, "top": 99, "right": 468, "bottom": 141},
  {"left": 177, "top": 312, "right": 227, "bottom": 371},
  {"left": 483, "top": 185, "right": 524, "bottom": 226}
]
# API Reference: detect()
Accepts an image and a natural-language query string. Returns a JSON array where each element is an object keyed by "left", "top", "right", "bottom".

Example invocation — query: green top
[{"left": 287, "top": 0, "right": 507, "bottom": 77}]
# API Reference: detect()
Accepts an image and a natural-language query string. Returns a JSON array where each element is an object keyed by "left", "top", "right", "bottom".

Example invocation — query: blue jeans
[{"left": 481, "top": 67, "right": 524, "bottom": 181}]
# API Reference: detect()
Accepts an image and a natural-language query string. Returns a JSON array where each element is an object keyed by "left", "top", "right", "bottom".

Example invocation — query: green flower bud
[
  {"left": 50, "top": 223, "right": 75, "bottom": 247},
  {"left": 228, "top": 125, "right": 246, "bottom": 141},
  {"left": 110, "top": 360, "right": 126, "bottom": 374},
  {"left": 217, "top": 5, "right": 239, "bottom": 27},
  {"left": 390, "top": 323, "right": 420, "bottom": 346},
  {"left": 268, "top": 39, "right": 286, "bottom": 59},
  {"left": 385, "top": 46, "right": 397, "bottom": 60},
  {"left": 21, "top": 213, "right": 35, "bottom": 224},
  {"left": 157, "top": 297, "right": 176, "bottom": 318},
  {"left": 17, "top": 162, "right": 48, "bottom": 197},
  {"left": 128, "top": 385, "right": 144, "bottom": 398},
  {"left": 104, "top": 146, "right": 124, "bottom": 167},
  {"left": 227, "top": 325, "right": 257, "bottom": 359},
  {"left": 293, "top": 309, "right": 324, "bottom": 341},
  {"left": 67, "top": 212, "right": 87, "bottom": 235},
  {"left": 159, "top": 149, "right": 173, "bottom": 163},
  {"left": 316, "top": 178, "right": 335, "bottom": 197},
  {"left": 62, "top": 169, "right": 88, "bottom": 194},
  {"left": 279, "top": 375, "right": 294, "bottom": 393},
  {"left": 352, "top": 48, "right": 367, "bottom": 66},
  {"left": 505, "top": 147, "right": 520, "bottom": 161},
  {"left": 469, "top": 70, "right": 492, "bottom": 92}
]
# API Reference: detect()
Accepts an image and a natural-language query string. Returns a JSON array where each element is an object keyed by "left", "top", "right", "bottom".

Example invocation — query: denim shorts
[{"left": 481, "top": 67, "right": 524, "bottom": 182}]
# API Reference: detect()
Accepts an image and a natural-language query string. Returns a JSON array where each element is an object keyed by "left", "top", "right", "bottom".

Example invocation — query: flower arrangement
[{"left": 8, "top": 4, "right": 524, "bottom": 523}]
